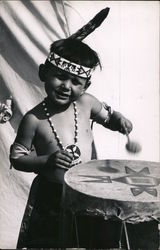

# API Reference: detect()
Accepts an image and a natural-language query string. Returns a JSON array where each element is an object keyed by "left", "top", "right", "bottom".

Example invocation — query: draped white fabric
[{"left": 0, "top": 1, "right": 159, "bottom": 248}]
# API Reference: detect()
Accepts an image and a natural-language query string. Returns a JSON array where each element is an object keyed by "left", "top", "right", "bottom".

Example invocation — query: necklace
[{"left": 42, "top": 99, "right": 81, "bottom": 166}]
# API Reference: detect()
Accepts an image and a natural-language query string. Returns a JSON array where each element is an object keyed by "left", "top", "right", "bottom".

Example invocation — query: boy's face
[{"left": 44, "top": 67, "right": 88, "bottom": 105}]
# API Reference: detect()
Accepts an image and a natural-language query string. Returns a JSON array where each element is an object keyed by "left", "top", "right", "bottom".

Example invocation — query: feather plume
[{"left": 69, "top": 7, "right": 110, "bottom": 41}]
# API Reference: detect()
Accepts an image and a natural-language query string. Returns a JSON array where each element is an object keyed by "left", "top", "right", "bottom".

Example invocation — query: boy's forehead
[
  {"left": 61, "top": 70, "right": 86, "bottom": 81},
  {"left": 48, "top": 66, "right": 87, "bottom": 82}
]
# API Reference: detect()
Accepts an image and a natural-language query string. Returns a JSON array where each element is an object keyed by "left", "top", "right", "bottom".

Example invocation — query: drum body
[{"left": 61, "top": 159, "right": 160, "bottom": 248}]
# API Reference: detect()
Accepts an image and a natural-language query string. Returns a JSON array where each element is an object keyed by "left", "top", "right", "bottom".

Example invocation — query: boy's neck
[{"left": 44, "top": 97, "right": 71, "bottom": 114}]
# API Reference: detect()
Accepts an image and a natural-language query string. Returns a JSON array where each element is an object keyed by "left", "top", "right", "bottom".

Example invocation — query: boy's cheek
[{"left": 72, "top": 91, "right": 84, "bottom": 99}]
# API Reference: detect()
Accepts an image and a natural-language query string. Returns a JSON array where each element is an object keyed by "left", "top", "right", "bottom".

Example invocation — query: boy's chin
[
  {"left": 48, "top": 95, "right": 79, "bottom": 106},
  {"left": 52, "top": 97, "right": 72, "bottom": 106}
]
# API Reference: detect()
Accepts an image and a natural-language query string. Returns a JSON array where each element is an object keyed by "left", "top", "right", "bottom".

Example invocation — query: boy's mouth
[{"left": 55, "top": 90, "right": 70, "bottom": 99}]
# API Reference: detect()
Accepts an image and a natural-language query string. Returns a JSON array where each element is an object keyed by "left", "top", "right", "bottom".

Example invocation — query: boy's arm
[
  {"left": 10, "top": 113, "right": 50, "bottom": 173},
  {"left": 89, "top": 95, "right": 132, "bottom": 134},
  {"left": 10, "top": 113, "right": 73, "bottom": 173}
]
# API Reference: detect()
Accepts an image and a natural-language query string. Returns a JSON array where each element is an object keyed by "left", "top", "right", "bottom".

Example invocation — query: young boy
[{"left": 10, "top": 38, "right": 132, "bottom": 248}]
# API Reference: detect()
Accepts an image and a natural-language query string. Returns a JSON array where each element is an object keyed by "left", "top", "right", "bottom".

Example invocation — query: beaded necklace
[{"left": 42, "top": 99, "right": 81, "bottom": 166}]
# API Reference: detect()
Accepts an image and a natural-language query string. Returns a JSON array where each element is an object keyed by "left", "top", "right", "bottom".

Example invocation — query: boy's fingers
[
  {"left": 58, "top": 152, "right": 73, "bottom": 163},
  {"left": 61, "top": 150, "right": 73, "bottom": 160},
  {"left": 119, "top": 119, "right": 127, "bottom": 134},
  {"left": 56, "top": 158, "right": 71, "bottom": 167},
  {"left": 124, "top": 121, "right": 132, "bottom": 134},
  {"left": 120, "top": 119, "right": 132, "bottom": 134}
]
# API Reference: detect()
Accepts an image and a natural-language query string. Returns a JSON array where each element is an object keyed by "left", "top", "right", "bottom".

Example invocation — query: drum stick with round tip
[{"left": 125, "top": 133, "right": 142, "bottom": 154}]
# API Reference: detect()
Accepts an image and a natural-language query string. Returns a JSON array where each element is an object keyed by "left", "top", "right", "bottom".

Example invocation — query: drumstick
[{"left": 125, "top": 134, "right": 142, "bottom": 154}]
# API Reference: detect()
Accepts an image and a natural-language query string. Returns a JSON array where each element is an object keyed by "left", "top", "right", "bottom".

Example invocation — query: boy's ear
[
  {"left": 85, "top": 80, "right": 91, "bottom": 89},
  {"left": 80, "top": 80, "right": 91, "bottom": 95},
  {"left": 39, "top": 64, "right": 46, "bottom": 82}
]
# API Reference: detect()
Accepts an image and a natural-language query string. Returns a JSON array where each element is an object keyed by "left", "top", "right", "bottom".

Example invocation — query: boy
[{"left": 10, "top": 38, "right": 132, "bottom": 248}]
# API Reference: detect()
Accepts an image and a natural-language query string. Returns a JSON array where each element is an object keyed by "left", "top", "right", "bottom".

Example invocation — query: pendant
[{"left": 65, "top": 144, "right": 81, "bottom": 166}]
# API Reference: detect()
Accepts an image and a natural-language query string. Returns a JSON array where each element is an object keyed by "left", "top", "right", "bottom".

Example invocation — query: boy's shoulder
[
  {"left": 21, "top": 101, "right": 44, "bottom": 126},
  {"left": 26, "top": 101, "right": 44, "bottom": 117},
  {"left": 77, "top": 92, "right": 100, "bottom": 109},
  {"left": 77, "top": 93, "right": 102, "bottom": 118},
  {"left": 77, "top": 92, "right": 97, "bottom": 105}
]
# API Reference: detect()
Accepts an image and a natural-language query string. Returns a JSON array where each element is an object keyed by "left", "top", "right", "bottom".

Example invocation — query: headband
[
  {"left": 47, "top": 7, "right": 110, "bottom": 78},
  {"left": 48, "top": 52, "right": 93, "bottom": 79}
]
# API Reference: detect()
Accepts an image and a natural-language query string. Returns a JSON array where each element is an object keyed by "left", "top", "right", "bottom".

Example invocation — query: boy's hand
[
  {"left": 107, "top": 111, "right": 133, "bottom": 135},
  {"left": 47, "top": 150, "right": 73, "bottom": 170}
]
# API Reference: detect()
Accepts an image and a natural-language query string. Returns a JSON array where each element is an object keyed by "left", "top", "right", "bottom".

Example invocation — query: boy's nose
[{"left": 62, "top": 79, "right": 72, "bottom": 90}]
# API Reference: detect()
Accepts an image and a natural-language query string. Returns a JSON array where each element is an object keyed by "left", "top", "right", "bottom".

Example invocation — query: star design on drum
[
  {"left": 78, "top": 175, "right": 112, "bottom": 183},
  {"left": 78, "top": 166, "right": 160, "bottom": 197},
  {"left": 113, "top": 166, "right": 160, "bottom": 197}
]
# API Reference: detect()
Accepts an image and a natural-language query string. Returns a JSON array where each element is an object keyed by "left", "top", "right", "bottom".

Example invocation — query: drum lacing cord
[
  {"left": 119, "top": 221, "right": 130, "bottom": 250},
  {"left": 153, "top": 218, "right": 160, "bottom": 250},
  {"left": 68, "top": 191, "right": 80, "bottom": 247},
  {"left": 59, "top": 193, "right": 80, "bottom": 247},
  {"left": 72, "top": 211, "right": 80, "bottom": 247}
]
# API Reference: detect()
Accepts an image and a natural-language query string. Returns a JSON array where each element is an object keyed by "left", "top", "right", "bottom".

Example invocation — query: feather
[{"left": 69, "top": 7, "right": 110, "bottom": 41}]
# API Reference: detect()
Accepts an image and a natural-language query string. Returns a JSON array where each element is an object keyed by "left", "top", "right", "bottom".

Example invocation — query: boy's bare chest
[
  {"left": 34, "top": 108, "right": 93, "bottom": 155},
  {"left": 39, "top": 114, "right": 76, "bottom": 146}
]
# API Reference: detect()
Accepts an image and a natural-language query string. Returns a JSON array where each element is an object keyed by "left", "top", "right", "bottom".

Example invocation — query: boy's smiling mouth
[{"left": 55, "top": 90, "right": 70, "bottom": 99}]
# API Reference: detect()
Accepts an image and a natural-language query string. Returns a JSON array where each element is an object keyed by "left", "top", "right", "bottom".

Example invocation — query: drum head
[
  {"left": 65, "top": 159, "right": 160, "bottom": 203},
  {"left": 64, "top": 159, "right": 160, "bottom": 222}
]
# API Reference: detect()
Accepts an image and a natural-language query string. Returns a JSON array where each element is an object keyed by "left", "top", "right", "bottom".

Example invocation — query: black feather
[{"left": 69, "top": 7, "right": 110, "bottom": 41}]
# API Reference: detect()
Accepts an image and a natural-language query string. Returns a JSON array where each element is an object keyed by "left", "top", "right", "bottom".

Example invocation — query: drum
[{"left": 61, "top": 159, "right": 160, "bottom": 248}]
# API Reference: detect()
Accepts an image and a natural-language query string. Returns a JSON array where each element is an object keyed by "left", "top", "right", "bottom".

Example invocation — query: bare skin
[{"left": 11, "top": 68, "right": 132, "bottom": 183}]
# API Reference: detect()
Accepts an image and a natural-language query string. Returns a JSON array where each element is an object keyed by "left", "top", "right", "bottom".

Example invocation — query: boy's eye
[{"left": 72, "top": 79, "right": 80, "bottom": 86}]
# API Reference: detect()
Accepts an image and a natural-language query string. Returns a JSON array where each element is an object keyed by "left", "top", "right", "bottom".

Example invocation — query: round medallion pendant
[{"left": 65, "top": 144, "right": 81, "bottom": 166}]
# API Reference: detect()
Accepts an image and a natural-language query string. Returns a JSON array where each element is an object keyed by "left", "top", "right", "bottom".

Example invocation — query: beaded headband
[
  {"left": 47, "top": 7, "right": 110, "bottom": 79},
  {"left": 48, "top": 52, "right": 93, "bottom": 79}
]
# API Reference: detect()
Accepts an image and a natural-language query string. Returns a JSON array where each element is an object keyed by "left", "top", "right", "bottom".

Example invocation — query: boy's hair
[
  {"left": 39, "top": 39, "right": 101, "bottom": 85},
  {"left": 45, "top": 38, "right": 101, "bottom": 72}
]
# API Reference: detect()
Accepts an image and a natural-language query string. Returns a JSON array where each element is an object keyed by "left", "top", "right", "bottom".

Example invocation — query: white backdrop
[{"left": 0, "top": 1, "right": 159, "bottom": 248}]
